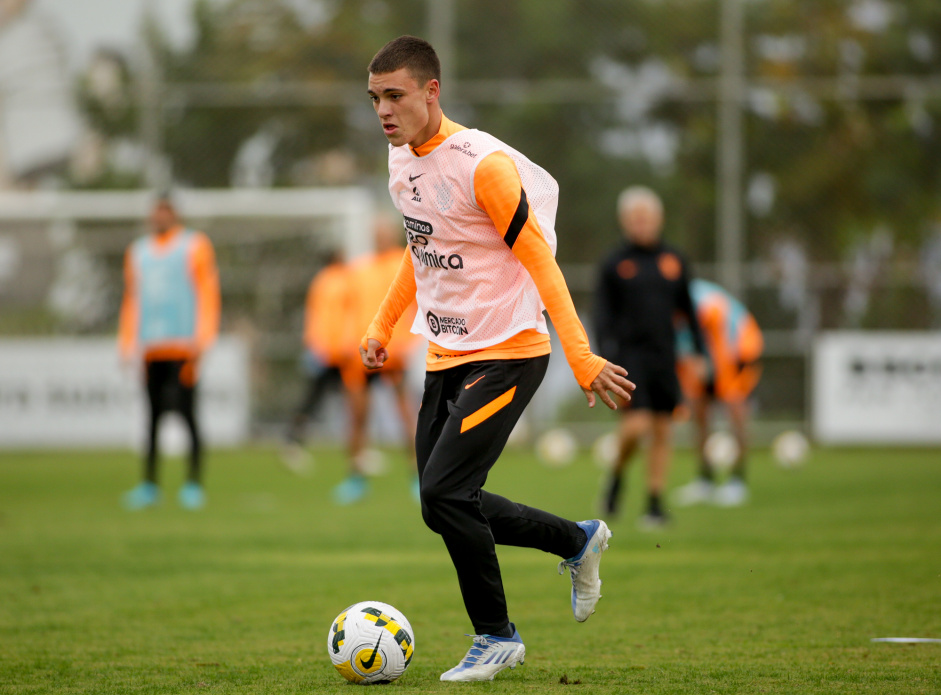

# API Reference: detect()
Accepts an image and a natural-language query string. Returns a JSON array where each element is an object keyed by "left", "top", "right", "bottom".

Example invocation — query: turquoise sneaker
[
  {"left": 411, "top": 475, "right": 421, "bottom": 503},
  {"left": 123, "top": 481, "right": 160, "bottom": 510},
  {"left": 178, "top": 481, "right": 206, "bottom": 510},
  {"left": 332, "top": 475, "right": 368, "bottom": 505}
]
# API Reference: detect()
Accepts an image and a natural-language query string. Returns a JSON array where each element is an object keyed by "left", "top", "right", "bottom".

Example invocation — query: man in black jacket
[{"left": 594, "top": 187, "right": 706, "bottom": 527}]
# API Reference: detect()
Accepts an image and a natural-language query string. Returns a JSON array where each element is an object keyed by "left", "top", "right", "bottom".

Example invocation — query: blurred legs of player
[
  {"left": 602, "top": 359, "right": 678, "bottom": 527},
  {"left": 124, "top": 359, "right": 204, "bottom": 510},
  {"left": 332, "top": 365, "right": 418, "bottom": 505},
  {"left": 604, "top": 411, "right": 673, "bottom": 527},
  {"left": 674, "top": 358, "right": 761, "bottom": 507},
  {"left": 282, "top": 363, "right": 343, "bottom": 474},
  {"left": 675, "top": 391, "right": 752, "bottom": 507}
]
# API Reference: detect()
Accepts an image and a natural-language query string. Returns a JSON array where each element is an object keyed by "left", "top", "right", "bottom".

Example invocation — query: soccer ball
[
  {"left": 535, "top": 427, "right": 578, "bottom": 467},
  {"left": 591, "top": 432, "right": 619, "bottom": 470},
  {"left": 772, "top": 430, "right": 810, "bottom": 468},
  {"left": 327, "top": 601, "right": 414, "bottom": 684},
  {"left": 703, "top": 431, "right": 740, "bottom": 473}
]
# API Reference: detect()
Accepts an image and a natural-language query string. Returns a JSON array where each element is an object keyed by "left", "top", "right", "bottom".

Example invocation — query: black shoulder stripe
[{"left": 503, "top": 189, "right": 529, "bottom": 249}]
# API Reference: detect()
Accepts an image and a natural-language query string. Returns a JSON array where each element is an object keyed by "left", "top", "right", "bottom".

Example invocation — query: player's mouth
[{"left": 383, "top": 123, "right": 398, "bottom": 135}]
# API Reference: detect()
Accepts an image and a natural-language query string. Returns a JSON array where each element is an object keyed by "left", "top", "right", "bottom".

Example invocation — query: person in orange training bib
[
  {"left": 282, "top": 249, "right": 353, "bottom": 474},
  {"left": 360, "top": 36, "right": 634, "bottom": 682},
  {"left": 118, "top": 193, "right": 220, "bottom": 511},
  {"left": 333, "top": 215, "right": 421, "bottom": 504},
  {"left": 673, "top": 279, "right": 764, "bottom": 508}
]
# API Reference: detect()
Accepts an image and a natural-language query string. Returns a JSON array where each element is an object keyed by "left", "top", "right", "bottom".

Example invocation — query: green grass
[{"left": 1, "top": 444, "right": 939, "bottom": 694}]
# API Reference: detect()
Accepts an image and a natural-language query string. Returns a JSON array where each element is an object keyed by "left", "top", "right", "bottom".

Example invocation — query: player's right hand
[{"left": 360, "top": 338, "right": 388, "bottom": 370}]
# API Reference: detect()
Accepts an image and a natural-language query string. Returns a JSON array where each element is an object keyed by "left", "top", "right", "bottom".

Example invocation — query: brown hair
[{"left": 368, "top": 35, "right": 441, "bottom": 86}]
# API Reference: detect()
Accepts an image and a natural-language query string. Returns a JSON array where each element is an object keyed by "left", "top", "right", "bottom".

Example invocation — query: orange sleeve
[
  {"left": 117, "top": 247, "right": 138, "bottom": 360},
  {"left": 362, "top": 248, "right": 417, "bottom": 350},
  {"left": 190, "top": 232, "right": 221, "bottom": 353},
  {"left": 474, "top": 151, "right": 606, "bottom": 389}
]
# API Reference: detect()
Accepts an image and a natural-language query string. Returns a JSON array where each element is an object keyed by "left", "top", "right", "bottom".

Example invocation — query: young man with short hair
[{"left": 360, "top": 35, "right": 634, "bottom": 682}]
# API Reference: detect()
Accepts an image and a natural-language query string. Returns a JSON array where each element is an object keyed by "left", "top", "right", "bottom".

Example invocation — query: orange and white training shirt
[{"left": 364, "top": 115, "right": 606, "bottom": 389}]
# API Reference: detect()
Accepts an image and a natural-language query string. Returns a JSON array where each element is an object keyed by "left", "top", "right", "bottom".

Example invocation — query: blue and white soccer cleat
[
  {"left": 439, "top": 626, "right": 526, "bottom": 682},
  {"left": 558, "top": 519, "right": 612, "bottom": 622},
  {"left": 122, "top": 481, "right": 160, "bottom": 510},
  {"left": 178, "top": 481, "right": 206, "bottom": 510}
]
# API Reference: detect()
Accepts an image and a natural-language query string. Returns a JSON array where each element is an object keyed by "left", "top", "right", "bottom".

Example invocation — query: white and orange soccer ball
[{"left": 327, "top": 601, "right": 415, "bottom": 684}]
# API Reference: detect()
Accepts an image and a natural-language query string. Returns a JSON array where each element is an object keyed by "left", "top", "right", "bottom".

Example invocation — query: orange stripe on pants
[{"left": 460, "top": 387, "right": 517, "bottom": 434}]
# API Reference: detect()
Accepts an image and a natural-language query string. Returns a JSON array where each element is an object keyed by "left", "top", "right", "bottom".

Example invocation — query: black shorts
[
  {"left": 620, "top": 355, "right": 680, "bottom": 413},
  {"left": 146, "top": 359, "right": 196, "bottom": 415}
]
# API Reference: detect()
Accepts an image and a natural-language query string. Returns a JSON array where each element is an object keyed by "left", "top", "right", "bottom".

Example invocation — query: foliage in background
[{"left": 78, "top": 0, "right": 941, "bottom": 270}]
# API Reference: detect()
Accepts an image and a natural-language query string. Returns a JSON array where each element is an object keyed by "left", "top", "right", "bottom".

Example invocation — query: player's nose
[{"left": 376, "top": 101, "right": 393, "bottom": 118}]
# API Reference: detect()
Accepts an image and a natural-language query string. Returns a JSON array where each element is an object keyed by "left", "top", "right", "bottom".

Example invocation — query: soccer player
[
  {"left": 673, "top": 279, "right": 764, "bottom": 507},
  {"left": 282, "top": 249, "right": 353, "bottom": 474},
  {"left": 118, "top": 193, "right": 220, "bottom": 510},
  {"left": 333, "top": 214, "right": 421, "bottom": 504},
  {"left": 360, "top": 36, "right": 634, "bottom": 682},
  {"left": 594, "top": 187, "right": 706, "bottom": 527}
]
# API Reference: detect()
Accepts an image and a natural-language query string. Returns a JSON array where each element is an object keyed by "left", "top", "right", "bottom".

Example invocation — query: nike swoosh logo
[
  {"left": 360, "top": 634, "right": 382, "bottom": 669},
  {"left": 465, "top": 375, "right": 486, "bottom": 390},
  {"left": 408, "top": 173, "right": 425, "bottom": 182}
]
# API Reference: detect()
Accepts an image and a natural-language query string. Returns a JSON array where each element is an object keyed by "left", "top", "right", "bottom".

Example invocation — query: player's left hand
[{"left": 583, "top": 361, "right": 635, "bottom": 410}]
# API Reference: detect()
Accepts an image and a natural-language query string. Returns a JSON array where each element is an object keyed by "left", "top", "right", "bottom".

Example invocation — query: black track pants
[
  {"left": 144, "top": 359, "right": 202, "bottom": 484},
  {"left": 415, "top": 355, "right": 586, "bottom": 635}
]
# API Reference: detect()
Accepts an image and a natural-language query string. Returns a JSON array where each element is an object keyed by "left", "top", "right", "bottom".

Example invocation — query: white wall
[
  {"left": 0, "top": 336, "right": 249, "bottom": 448},
  {"left": 813, "top": 331, "right": 941, "bottom": 444}
]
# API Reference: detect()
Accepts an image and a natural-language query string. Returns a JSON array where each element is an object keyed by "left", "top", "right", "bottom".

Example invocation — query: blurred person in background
[
  {"left": 118, "top": 193, "right": 220, "bottom": 510},
  {"left": 673, "top": 279, "right": 764, "bottom": 507},
  {"left": 594, "top": 186, "right": 706, "bottom": 528},
  {"left": 282, "top": 248, "right": 353, "bottom": 474},
  {"left": 360, "top": 35, "right": 632, "bottom": 681},
  {"left": 333, "top": 214, "right": 421, "bottom": 505}
]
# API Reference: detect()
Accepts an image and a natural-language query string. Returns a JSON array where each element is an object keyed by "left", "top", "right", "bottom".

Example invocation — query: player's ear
[{"left": 425, "top": 79, "right": 440, "bottom": 102}]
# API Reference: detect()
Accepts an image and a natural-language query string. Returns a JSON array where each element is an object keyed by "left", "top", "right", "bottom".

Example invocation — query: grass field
[{"left": 1, "top": 443, "right": 939, "bottom": 694}]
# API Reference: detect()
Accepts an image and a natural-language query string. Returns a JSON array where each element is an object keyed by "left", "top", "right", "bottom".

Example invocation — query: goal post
[
  {"left": 0, "top": 187, "right": 375, "bottom": 262},
  {"left": 0, "top": 187, "right": 376, "bottom": 433}
]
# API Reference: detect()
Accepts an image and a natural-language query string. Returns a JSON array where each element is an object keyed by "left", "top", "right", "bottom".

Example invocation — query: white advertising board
[
  {"left": 813, "top": 331, "right": 941, "bottom": 444},
  {"left": 0, "top": 337, "right": 249, "bottom": 448}
]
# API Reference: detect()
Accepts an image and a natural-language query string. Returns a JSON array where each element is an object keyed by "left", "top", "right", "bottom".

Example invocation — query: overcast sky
[{"left": 36, "top": 0, "right": 218, "bottom": 71}]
